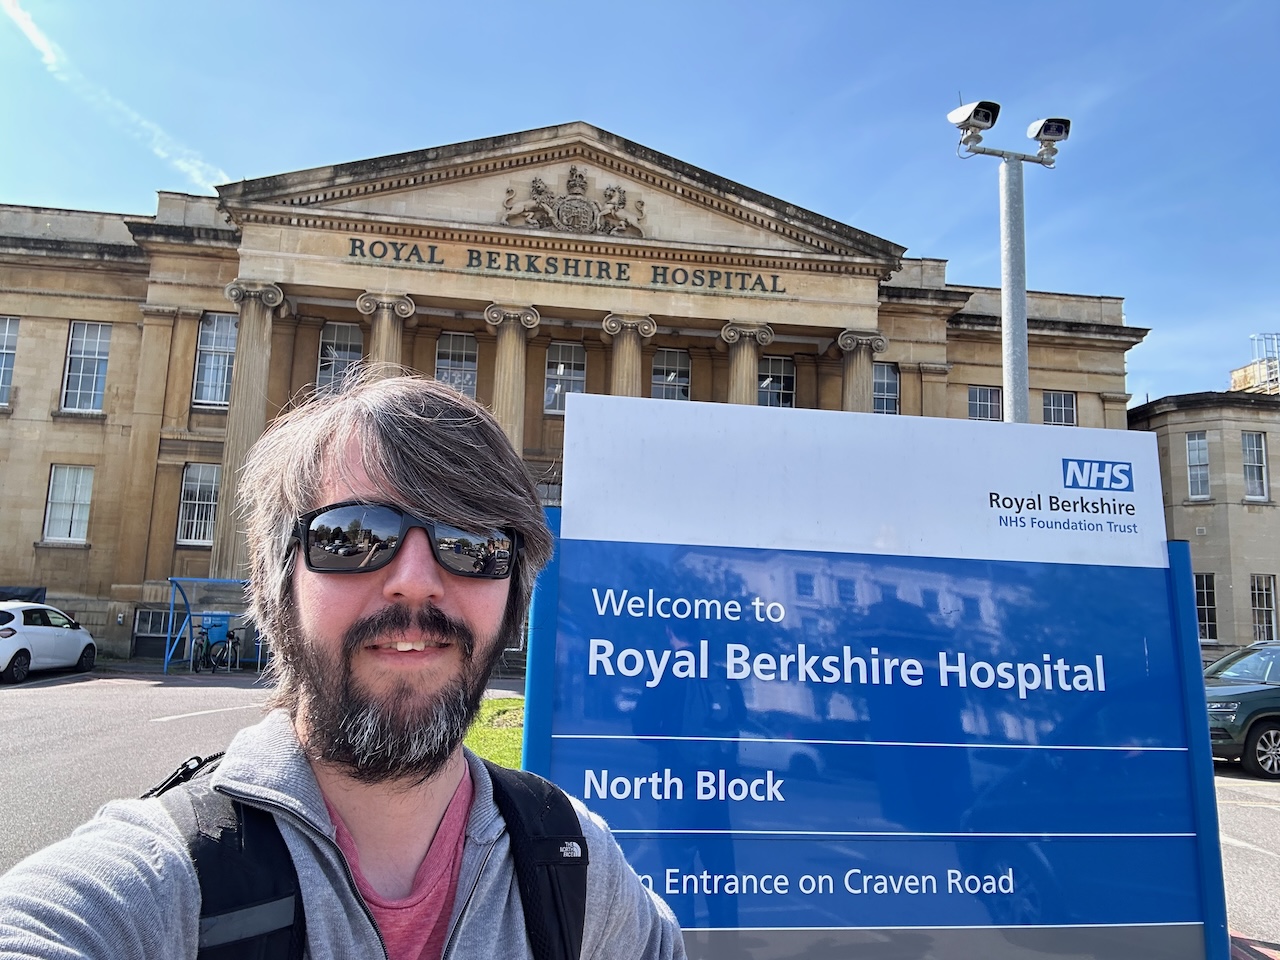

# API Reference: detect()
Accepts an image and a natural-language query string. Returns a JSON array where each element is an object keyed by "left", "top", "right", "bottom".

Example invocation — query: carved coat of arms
[{"left": 502, "top": 166, "right": 646, "bottom": 237}]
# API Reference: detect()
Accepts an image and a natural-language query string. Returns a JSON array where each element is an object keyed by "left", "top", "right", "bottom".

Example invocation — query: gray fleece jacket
[{"left": 0, "top": 710, "right": 685, "bottom": 960}]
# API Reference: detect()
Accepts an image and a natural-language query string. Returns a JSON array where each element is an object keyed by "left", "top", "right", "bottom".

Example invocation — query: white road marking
[{"left": 150, "top": 704, "right": 264, "bottom": 723}]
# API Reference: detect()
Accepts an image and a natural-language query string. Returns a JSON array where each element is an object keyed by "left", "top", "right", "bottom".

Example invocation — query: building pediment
[{"left": 216, "top": 122, "right": 905, "bottom": 271}]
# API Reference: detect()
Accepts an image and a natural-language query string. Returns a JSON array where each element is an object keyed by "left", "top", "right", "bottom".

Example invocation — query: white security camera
[
  {"left": 947, "top": 101, "right": 1001, "bottom": 133},
  {"left": 1027, "top": 118, "right": 1071, "bottom": 143}
]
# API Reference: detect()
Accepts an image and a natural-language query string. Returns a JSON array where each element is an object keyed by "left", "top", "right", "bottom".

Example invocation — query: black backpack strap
[
  {"left": 484, "top": 760, "right": 589, "bottom": 960},
  {"left": 149, "top": 757, "right": 306, "bottom": 960}
]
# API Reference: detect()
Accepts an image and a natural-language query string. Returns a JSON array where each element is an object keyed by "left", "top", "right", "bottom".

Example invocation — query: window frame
[
  {"left": 0, "top": 316, "right": 17, "bottom": 406},
  {"left": 1243, "top": 431, "right": 1268, "bottom": 500},
  {"left": 873, "top": 362, "right": 899, "bottom": 415},
  {"left": 1042, "top": 390, "right": 1077, "bottom": 426},
  {"left": 968, "top": 385, "right": 1002, "bottom": 421},
  {"left": 192, "top": 313, "right": 238, "bottom": 408},
  {"left": 177, "top": 463, "right": 221, "bottom": 546},
  {"left": 316, "top": 322, "right": 363, "bottom": 393},
  {"left": 1194, "top": 573, "right": 1218, "bottom": 641},
  {"left": 43, "top": 464, "right": 94, "bottom": 543},
  {"left": 1186, "top": 431, "right": 1210, "bottom": 500},
  {"left": 435, "top": 332, "right": 479, "bottom": 399},
  {"left": 1252, "top": 574, "right": 1277, "bottom": 643},
  {"left": 544, "top": 341, "right": 587, "bottom": 414},
  {"left": 757, "top": 355, "right": 796, "bottom": 408},
  {"left": 61, "top": 321, "right": 112, "bottom": 413},
  {"left": 651, "top": 348, "right": 691, "bottom": 401}
]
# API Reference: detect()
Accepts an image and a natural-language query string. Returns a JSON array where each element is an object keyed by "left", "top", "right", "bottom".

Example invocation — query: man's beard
[{"left": 289, "top": 603, "right": 506, "bottom": 785}]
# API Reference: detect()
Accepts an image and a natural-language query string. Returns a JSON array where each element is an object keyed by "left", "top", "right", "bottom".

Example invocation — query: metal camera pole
[{"left": 948, "top": 102, "right": 1070, "bottom": 424}]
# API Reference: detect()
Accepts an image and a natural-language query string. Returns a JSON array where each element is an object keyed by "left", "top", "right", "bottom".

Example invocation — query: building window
[
  {"left": 537, "top": 481, "right": 562, "bottom": 506},
  {"left": 1187, "top": 432, "right": 1210, "bottom": 500},
  {"left": 968, "top": 385, "right": 1002, "bottom": 421},
  {"left": 134, "top": 608, "right": 171, "bottom": 638},
  {"left": 758, "top": 356, "right": 795, "bottom": 407},
  {"left": 1252, "top": 574, "right": 1277, "bottom": 643},
  {"left": 652, "top": 348, "right": 691, "bottom": 401},
  {"left": 837, "top": 578, "right": 857, "bottom": 605},
  {"left": 436, "top": 332, "right": 479, "bottom": 398},
  {"left": 192, "top": 313, "right": 237, "bottom": 406},
  {"left": 545, "top": 342, "right": 586, "bottom": 413},
  {"left": 1195, "top": 573, "right": 1218, "bottom": 641},
  {"left": 0, "top": 316, "right": 17, "bottom": 405},
  {"left": 795, "top": 572, "right": 816, "bottom": 598},
  {"left": 873, "top": 362, "right": 899, "bottom": 414},
  {"left": 177, "top": 464, "right": 220, "bottom": 545},
  {"left": 1042, "top": 390, "right": 1077, "bottom": 426},
  {"left": 317, "top": 322, "right": 363, "bottom": 392},
  {"left": 1243, "top": 432, "right": 1268, "bottom": 500},
  {"left": 61, "top": 321, "right": 111, "bottom": 412},
  {"left": 44, "top": 465, "right": 94, "bottom": 542}
]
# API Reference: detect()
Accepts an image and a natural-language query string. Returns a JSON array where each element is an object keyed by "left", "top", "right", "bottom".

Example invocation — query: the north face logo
[{"left": 559, "top": 841, "right": 582, "bottom": 859}]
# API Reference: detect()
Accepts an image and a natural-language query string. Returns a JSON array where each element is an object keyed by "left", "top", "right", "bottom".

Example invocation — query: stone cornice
[
  {"left": 216, "top": 123, "right": 905, "bottom": 266},
  {"left": 948, "top": 314, "right": 1149, "bottom": 347},
  {"left": 125, "top": 221, "right": 240, "bottom": 247},
  {"left": 1128, "top": 391, "right": 1280, "bottom": 421},
  {"left": 0, "top": 234, "right": 146, "bottom": 264}
]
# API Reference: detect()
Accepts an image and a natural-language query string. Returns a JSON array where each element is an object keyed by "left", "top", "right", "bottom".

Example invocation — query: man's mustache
[{"left": 341, "top": 604, "right": 476, "bottom": 660}]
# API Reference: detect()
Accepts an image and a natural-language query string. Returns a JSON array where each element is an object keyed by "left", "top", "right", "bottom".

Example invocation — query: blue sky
[{"left": 2, "top": 0, "right": 1274, "bottom": 405}]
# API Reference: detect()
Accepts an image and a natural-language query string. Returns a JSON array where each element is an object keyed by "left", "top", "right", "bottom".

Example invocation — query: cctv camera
[
  {"left": 1027, "top": 118, "right": 1071, "bottom": 143},
  {"left": 947, "top": 101, "right": 1001, "bottom": 133}
]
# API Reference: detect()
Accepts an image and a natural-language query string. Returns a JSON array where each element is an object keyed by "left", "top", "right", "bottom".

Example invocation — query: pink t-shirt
[{"left": 327, "top": 769, "right": 474, "bottom": 960}]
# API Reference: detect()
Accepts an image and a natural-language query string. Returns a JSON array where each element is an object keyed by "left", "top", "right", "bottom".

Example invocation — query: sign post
[{"left": 526, "top": 395, "right": 1228, "bottom": 960}]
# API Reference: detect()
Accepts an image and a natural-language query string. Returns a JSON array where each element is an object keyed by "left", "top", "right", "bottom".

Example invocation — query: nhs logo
[{"left": 1062, "top": 459, "right": 1134, "bottom": 491}]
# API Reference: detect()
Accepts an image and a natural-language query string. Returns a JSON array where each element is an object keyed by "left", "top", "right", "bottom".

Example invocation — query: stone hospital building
[{"left": 0, "top": 122, "right": 1146, "bottom": 658}]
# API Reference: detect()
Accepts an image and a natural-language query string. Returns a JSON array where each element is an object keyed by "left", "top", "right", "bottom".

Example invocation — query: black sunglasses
[{"left": 293, "top": 501, "right": 517, "bottom": 579}]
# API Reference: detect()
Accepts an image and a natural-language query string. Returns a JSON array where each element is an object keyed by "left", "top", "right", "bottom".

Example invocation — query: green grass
[{"left": 465, "top": 697, "right": 525, "bottom": 769}]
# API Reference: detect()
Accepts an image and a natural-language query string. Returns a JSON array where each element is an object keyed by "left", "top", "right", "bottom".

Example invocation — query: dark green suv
[{"left": 1205, "top": 641, "right": 1280, "bottom": 779}]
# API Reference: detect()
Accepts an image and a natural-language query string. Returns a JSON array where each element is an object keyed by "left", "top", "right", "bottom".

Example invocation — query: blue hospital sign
[{"left": 524, "top": 396, "right": 1227, "bottom": 960}]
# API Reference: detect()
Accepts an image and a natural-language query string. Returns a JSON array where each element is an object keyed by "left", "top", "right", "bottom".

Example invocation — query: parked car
[
  {"left": 1205, "top": 640, "right": 1280, "bottom": 779},
  {"left": 0, "top": 601, "right": 96, "bottom": 684}
]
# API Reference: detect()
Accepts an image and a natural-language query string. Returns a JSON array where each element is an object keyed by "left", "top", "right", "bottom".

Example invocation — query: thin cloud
[{"left": 0, "top": 0, "right": 228, "bottom": 192}]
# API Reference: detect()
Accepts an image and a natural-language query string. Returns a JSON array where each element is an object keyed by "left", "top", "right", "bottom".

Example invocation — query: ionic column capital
[
  {"left": 356, "top": 292, "right": 417, "bottom": 325},
  {"left": 720, "top": 321, "right": 774, "bottom": 347},
  {"left": 484, "top": 303, "right": 541, "bottom": 333},
  {"left": 837, "top": 329, "right": 888, "bottom": 354},
  {"left": 224, "top": 280, "right": 285, "bottom": 311},
  {"left": 601, "top": 313, "right": 657, "bottom": 342}
]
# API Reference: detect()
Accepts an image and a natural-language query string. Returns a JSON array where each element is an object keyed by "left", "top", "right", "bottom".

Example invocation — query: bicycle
[
  {"left": 207, "top": 629, "right": 240, "bottom": 673},
  {"left": 190, "top": 627, "right": 209, "bottom": 673}
]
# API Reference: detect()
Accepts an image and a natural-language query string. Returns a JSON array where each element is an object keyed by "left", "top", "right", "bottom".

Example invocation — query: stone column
[
  {"left": 920, "top": 362, "right": 952, "bottom": 418},
  {"left": 837, "top": 329, "right": 888, "bottom": 413},
  {"left": 1100, "top": 391, "right": 1132, "bottom": 430},
  {"left": 484, "top": 303, "right": 540, "bottom": 452},
  {"left": 601, "top": 314, "right": 657, "bottom": 397},
  {"left": 356, "top": 292, "right": 416, "bottom": 371},
  {"left": 720, "top": 322, "right": 774, "bottom": 405},
  {"left": 897, "top": 361, "right": 922, "bottom": 417},
  {"left": 210, "top": 280, "right": 285, "bottom": 580}
]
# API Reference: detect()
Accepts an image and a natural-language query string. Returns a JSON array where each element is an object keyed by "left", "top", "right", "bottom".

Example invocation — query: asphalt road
[
  {"left": 0, "top": 667, "right": 273, "bottom": 870},
  {"left": 2, "top": 668, "right": 1278, "bottom": 953}
]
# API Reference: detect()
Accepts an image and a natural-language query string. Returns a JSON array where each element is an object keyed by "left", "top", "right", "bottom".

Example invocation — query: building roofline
[
  {"left": 216, "top": 122, "right": 907, "bottom": 262},
  {"left": 1128, "top": 390, "right": 1280, "bottom": 420}
]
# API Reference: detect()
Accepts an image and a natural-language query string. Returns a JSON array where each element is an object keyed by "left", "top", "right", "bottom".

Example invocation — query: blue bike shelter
[{"left": 162, "top": 577, "right": 262, "bottom": 673}]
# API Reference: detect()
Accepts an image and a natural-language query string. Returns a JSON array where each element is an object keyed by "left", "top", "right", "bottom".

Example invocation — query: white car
[{"left": 0, "top": 601, "right": 96, "bottom": 683}]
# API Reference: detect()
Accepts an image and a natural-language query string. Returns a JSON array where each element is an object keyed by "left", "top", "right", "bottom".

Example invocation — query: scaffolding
[{"left": 1230, "top": 334, "right": 1280, "bottom": 394}]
